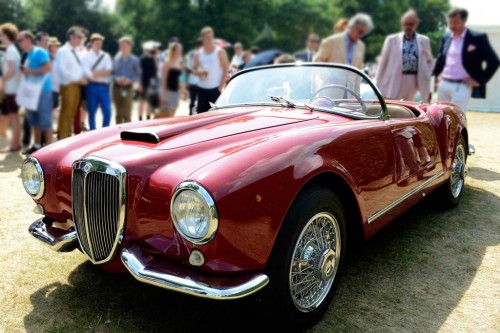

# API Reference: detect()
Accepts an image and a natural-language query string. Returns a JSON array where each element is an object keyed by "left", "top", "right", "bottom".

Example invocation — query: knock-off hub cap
[{"left": 318, "top": 248, "right": 336, "bottom": 281}]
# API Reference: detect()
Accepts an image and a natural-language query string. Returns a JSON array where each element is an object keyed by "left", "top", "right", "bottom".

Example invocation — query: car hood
[{"left": 119, "top": 106, "right": 319, "bottom": 150}]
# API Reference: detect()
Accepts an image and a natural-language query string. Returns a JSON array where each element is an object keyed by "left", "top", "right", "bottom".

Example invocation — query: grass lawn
[{"left": 0, "top": 111, "right": 499, "bottom": 333}]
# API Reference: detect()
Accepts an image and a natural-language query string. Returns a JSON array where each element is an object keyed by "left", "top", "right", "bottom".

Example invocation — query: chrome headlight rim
[
  {"left": 170, "top": 181, "right": 219, "bottom": 245},
  {"left": 21, "top": 156, "right": 45, "bottom": 200}
]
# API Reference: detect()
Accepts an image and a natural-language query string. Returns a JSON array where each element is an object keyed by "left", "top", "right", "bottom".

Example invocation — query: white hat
[{"left": 142, "top": 40, "right": 156, "bottom": 50}]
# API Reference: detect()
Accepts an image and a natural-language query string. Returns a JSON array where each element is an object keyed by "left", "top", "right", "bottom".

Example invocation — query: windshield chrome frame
[{"left": 217, "top": 63, "right": 389, "bottom": 120}]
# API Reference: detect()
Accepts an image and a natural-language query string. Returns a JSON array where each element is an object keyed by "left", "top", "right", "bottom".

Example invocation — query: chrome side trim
[
  {"left": 29, "top": 217, "right": 78, "bottom": 252},
  {"left": 367, "top": 170, "right": 445, "bottom": 224},
  {"left": 121, "top": 248, "right": 269, "bottom": 300}
]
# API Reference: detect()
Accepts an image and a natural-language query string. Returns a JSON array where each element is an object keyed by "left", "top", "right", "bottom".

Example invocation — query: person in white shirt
[
  {"left": 82, "top": 33, "right": 112, "bottom": 130},
  {"left": 230, "top": 42, "right": 244, "bottom": 70},
  {"left": 192, "top": 27, "right": 229, "bottom": 113},
  {"left": 0, "top": 22, "right": 22, "bottom": 152},
  {"left": 54, "top": 26, "right": 87, "bottom": 139}
]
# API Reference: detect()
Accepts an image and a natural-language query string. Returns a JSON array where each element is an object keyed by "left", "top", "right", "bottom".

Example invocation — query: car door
[{"left": 387, "top": 112, "right": 443, "bottom": 189}]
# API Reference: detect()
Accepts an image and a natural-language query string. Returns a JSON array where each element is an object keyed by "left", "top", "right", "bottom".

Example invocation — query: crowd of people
[{"left": 0, "top": 6, "right": 498, "bottom": 155}]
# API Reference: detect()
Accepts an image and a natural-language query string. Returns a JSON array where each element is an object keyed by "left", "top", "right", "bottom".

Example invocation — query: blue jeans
[{"left": 86, "top": 83, "right": 111, "bottom": 130}]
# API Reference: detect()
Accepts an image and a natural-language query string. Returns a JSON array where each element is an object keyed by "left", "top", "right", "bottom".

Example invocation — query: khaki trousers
[
  {"left": 59, "top": 83, "right": 81, "bottom": 139},
  {"left": 113, "top": 85, "right": 133, "bottom": 124}
]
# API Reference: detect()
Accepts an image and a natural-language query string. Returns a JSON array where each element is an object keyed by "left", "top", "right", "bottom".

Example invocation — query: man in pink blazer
[{"left": 376, "top": 10, "right": 434, "bottom": 101}]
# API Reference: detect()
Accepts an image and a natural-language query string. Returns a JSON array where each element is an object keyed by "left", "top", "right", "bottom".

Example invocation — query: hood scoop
[
  {"left": 121, "top": 129, "right": 160, "bottom": 143},
  {"left": 119, "top": 112, "right": 253, "bottom": 144}
]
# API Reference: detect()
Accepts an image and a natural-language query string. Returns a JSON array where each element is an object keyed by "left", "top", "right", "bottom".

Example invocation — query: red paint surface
[{"left": 32, "top": 101, "right": 466, "bottom": 276}]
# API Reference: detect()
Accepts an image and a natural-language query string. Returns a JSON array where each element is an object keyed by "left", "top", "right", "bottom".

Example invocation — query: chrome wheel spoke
[
  {"left": 450, "top": 143, "right": 466, "bottom": 198},
  {"left": 289, "top": 212, "right": 341, "bottom": 312}
]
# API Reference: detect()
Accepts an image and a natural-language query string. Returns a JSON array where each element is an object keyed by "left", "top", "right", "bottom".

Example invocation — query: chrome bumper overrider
[
  {"left": 121, "top": 246, "right": 270, "bottom": 300},
  {"left": 29, "top": 218, "right": 79, "bottom": 252},
  {"left": 29, "top": 218, "right": 270, "bottom": 300}
]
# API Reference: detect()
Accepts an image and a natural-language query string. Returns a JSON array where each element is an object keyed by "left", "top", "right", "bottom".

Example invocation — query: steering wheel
[{"left": 310, "top": 84, "right": 367, "bottom": 112}]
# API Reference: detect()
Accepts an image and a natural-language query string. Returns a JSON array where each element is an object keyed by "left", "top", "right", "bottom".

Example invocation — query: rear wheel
[
  {"left": 439, "top": 135, "right": 467, "bottom": 208},
  {"left": 264, "top": 187, "right": 346, "bottom": 329}
]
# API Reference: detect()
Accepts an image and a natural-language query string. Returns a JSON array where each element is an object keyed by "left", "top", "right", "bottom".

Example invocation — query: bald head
[{"left": 401, "top": 9, "right": 420, "bottom": 37}]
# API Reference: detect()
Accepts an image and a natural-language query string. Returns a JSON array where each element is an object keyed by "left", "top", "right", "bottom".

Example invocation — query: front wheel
[
  {"left": 438, "top": 135, "right": 467, "bottom": 208},
  {"left": 263, "top": 187, "right": 346, "bottom": 329}
]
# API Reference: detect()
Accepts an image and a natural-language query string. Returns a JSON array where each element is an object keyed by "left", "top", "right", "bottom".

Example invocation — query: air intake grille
[{"left": 72, "top": 157, "right": 126, "bottom": 264}]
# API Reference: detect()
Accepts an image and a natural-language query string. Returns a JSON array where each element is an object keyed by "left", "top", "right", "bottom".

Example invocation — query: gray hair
[
  {"left": 402, "top": 8, "right": 420, "bottom": 22},
  {"left": 348, "top": 13, "right": 374, "bottom": 35}
]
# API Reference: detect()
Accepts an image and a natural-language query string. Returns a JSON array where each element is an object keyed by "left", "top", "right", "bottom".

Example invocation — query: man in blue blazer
[
  {"left": 294, "top": 34, "right": 320, "bottom": 63},
  {"left": 433, "top": 7, "right": 499, "bottom": 111}
]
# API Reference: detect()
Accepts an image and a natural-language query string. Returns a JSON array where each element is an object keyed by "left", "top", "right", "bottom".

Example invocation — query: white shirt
[
  {"left": 54, "top": 42, "right": 85, "bottom": 85},
  {"left": 230, "top": 53, "right": 243, "bottom": 67},
  {"left": 197, "top": 47, "right": 223, "bottom": 89},
  {"left": 50, "top": 55, "right": 60, "bottom": 93},
  {"left": 186, "top": 50, "right": 200, "bottom": 85},
  {"left": 2, "top": 44, "right": 21, "bottom": 94},
  {"left": 157, "top": 51, "right": 167, "bottom": 79},
  {"left": 82, "top": 49, "right": 112, "bottom": 84}
]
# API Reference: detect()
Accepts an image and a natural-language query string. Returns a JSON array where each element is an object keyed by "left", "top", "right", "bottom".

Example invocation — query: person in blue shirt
[{"left": 17, "top": 30, "right": 53, "bottom": 154}]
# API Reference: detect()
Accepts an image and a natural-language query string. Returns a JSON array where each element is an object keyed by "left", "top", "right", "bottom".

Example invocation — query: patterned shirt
[{"left": 402, "top": 35, "right": 418, "bottom": 73}]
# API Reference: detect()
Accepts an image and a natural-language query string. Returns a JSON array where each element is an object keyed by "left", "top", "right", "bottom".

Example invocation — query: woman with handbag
[{"left": 17, "top": 30, "right": 53, "bottom": 154}]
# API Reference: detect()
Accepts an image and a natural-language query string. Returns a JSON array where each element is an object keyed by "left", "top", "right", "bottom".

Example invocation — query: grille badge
[{"left": 83, "top": 162, "right": 92, "bottom": 173}]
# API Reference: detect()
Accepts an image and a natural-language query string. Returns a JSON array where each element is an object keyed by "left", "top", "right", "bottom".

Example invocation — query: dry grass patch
[{"left": 0, "top": 112, "right": 499, "bottom": 333}]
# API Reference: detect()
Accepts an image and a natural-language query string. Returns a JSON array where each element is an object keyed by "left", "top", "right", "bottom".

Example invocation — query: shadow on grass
[
  {"left": 0, "top": 150, "right": 23, "bottom": 173},
  {"left": 468, "top": 166, "right": 500, "bottom": 181},
  {"left": 24, "top": 186, "right": 499, "bottom": 333}
]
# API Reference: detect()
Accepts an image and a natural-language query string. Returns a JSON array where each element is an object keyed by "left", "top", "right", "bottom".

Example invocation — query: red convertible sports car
[{"left": 23, "top": 64, "right": 469, "bottom": 328}]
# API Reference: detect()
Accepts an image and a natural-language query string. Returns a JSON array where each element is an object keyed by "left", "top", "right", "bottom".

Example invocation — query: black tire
[
  {"left": 438, "top": 135, "right": 467, "bottom": 208},
  {"left": 262, "top": 186, "right": 347, "bottom": 330}
]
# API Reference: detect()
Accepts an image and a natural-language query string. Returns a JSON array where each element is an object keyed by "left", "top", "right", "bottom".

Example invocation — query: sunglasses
[
  {"left": 308, "top": 39, "right": 320, "bottom": 43},
  {"left": 17, "top": 38, "right": 25, "bottom": 43}
]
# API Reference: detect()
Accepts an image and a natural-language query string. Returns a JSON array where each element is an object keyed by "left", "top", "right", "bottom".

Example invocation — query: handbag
[
  {"left": 16, "top": 74, "right": 48, "bottom": 111},
  {"left": 146, "top": 78, "right": 159, "bottom": 108}
]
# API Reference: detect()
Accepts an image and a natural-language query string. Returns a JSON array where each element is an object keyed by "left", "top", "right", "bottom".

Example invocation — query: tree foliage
[{"left": 4, "top": 0, "right": 449, "bottom": 61}]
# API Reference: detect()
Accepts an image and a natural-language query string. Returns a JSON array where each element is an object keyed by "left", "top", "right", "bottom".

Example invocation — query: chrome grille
[{"left": 72, "top": 157, "right": 126, "bottom": 264}]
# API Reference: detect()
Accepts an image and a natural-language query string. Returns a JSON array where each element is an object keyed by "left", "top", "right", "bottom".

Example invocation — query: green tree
[
  {"left": 0, "top": 0, "right": 33, "bottom": 29},
  {"left": 25, "top": 0, "right": 119, "bottom": 54}
]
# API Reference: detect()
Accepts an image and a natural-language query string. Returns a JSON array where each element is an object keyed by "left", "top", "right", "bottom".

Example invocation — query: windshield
[{"left": 216, "top": 65, "right": 384, "bottom": 117}]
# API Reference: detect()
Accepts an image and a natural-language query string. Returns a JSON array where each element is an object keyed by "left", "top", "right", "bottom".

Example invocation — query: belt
[
  {"left": 114, "top": 83, "right": 132, "bottom": 88},
  {"left": 88, "top": 81, "right": 110, "bottom": 86},
  {"left": 402, "top": 71, "right": 417, "bottom": 75},
  {"left": 442, "top": 78, "right": 464, "bottom": 83}
]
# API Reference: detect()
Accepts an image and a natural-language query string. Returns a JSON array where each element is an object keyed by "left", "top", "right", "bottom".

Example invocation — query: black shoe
[{"left": 22, "top": 145, "right": 41, "bottom": 155}]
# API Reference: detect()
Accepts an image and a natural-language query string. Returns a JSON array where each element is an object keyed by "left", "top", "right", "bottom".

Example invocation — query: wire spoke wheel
[
  {"left": 289, "top": 212, "right": 341, "bottom": 312},
  {"left": 450, "top": 142, "right": 467, "bottom": 199}
]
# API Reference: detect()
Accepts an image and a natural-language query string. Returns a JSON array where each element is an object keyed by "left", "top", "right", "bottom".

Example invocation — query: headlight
[
  {"left": 21, "top": 157, "right": 45, "bottom": 199},
  {"left": 171, "top": 181, "right": 218, "bottom": 245}
]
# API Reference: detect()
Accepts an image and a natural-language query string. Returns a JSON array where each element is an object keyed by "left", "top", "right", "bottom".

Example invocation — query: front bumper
[
  {"left": 29, "top": 218, "right": 79, "bottom": 252},
  {"left": 29, "top": 217, "right": 269, "bottom": 300}
]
